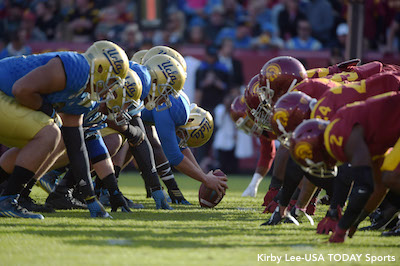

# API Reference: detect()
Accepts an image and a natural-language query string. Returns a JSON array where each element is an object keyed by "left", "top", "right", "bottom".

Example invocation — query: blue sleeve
[{"left": 153, "top": 110, "right": 184, "bottom": 166}]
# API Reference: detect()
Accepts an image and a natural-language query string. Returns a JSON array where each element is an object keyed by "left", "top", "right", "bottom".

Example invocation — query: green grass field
[{"left": 0, "top": 173, "right": 399, "bottom": 266}]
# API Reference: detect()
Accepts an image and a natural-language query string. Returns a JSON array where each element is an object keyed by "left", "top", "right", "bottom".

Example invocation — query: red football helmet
[
  {"left": 230, "top": 95, "right": 263, "bottom": 136},
  {"left": 271, "top": 91, "right": 315, "bottom": 147},
  {"left": 289, "top": 119, "right": 338, "bottom": 178},
  {"left": 244, "top": 75, "right": 273, "bottom": 131},
  {"left": 259, "top": 56, "right": 307, "bottom": 105}
]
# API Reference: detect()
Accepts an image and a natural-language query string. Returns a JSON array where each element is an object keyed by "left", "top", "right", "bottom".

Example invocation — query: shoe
[
  {"left": 382, "top": 221, "right": 400, "bottom": 237},
  {"left": 37, "top": 171, "right": 61, "bottom": 194},
  {"left": 123, "top": 195, "right": 144, "bottom": 209},
  {"left": 99, "top": 189, "right": 111, "bottom": 207},
  {"left": 87, "top": 198, "right": 112, "bottom": 218},
  {"left": 45, "top": 190, "right": 87, "bottom": 210},
  {"left": 0, "top": 195, "right": 44, "bottom": 219},
  {"left": 19, "top": 195, "right": 55, "bottom": 213}
]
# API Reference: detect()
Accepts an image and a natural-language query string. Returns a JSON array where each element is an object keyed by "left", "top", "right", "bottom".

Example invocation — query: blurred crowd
[
  {"left": 2, "top": 0, "right": 400, "bottom": 59},
  {"left": 1, "top": 0, "right": 400, "bottom": 173}
]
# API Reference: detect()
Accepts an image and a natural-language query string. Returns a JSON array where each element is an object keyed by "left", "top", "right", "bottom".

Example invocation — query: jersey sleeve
[
  {"left": 257, "top": 137, "right": 276, "bottom": 169},
  {"left": 153, "top": 109, "right": 184, "bottom": 166}
]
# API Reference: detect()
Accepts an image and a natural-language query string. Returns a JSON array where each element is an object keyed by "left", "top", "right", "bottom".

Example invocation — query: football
[{"left": 198, "top": 169, "right": 226, "bottom": 208}]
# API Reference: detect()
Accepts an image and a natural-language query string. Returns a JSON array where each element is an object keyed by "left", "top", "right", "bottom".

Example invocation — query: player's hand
[
  {"left": 261, "top": 206, "right": 283, "bottom": 226},
  {"left": 263, "top": 200, "right": 278, "bottom": 214},
  {"left": 152, "top": 189, "right": 173, "bottom": 210},
  {"left": 109, "top": 191, "right": 132, "bottom": 212},
  {"left": 205, "top": 171, "right": 228, "bottom": 198},
  {"left": 329, "top": 225, "right": 348, "bottom": 243},
  {"left": 168, "top": 189, "right": 192, "bottom": 205},
  {"left": 317, "top": 206, "right": 342, "bottom": 235},
  {"left": 262, "top": 187, "right": 280, "bottom": 206},
  {"left": 86, "top": 197, "right": 112, "bottom": 218}
]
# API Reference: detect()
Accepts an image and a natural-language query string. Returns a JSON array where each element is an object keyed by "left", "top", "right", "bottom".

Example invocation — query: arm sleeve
[
  {"left": 257, "top": 137, "right": 276, "bottom": 170},
  {"left": 153, "top": 110, "right": 184, "bottom": 166}
]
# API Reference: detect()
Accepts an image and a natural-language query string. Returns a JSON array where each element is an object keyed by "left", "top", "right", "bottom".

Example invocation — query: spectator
[
  {"left": 212, "top": 94, "right": 238, "bottom": 174},
  {"left": 183, "top": 53, "right": 201, "bottom": 103},
  {"left": 218, "top": 38, "right": 244, "bottom": 90},
  {"left": 195, "top": 45, "right": 230, "bottom": 170},
  {"left": 251, "top": 22, "right": 284, "bottom": 50},
  {"left": 386, "top": 12, "right": 400, "bottom": 53},
  {"left": 120, "top": 23, "right": 143, "bottom": 59},
  {"left": 0, "top": 28, "right": 32, "bottom": 59},
  {"left": 195, "top": 45, "right": 230, "bottom": 113},
  {"left": 285, "top": 19, "right": 322, "bottom": 50},
  {"left": 335, "top": 22, "right": 348, "bottom": 51},
  {"left": 153, "top": 9, "right": 186, "bottom": 45},
  {"left": 34, "top": 0, "right": 59, "bottom": 40},
  {"left": 216, "top": 18, "right": 253, "bottom": 49},
  {"left": 65, "top": 0, "right": 99, "bottom": 42},
  {"left": 277, "top": 0, "right": 307, "bottom": 41},
  {"left": 305, "top": 0, "right": 334, "bottom": 47},
  {"left": 186, "top": 25, "right": 206, "bottom": 45},
  {"left": 204, "top": 5, "right": 226, "bottom": 44}
]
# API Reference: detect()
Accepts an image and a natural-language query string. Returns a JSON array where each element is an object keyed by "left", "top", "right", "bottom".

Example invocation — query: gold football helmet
[
  {"left": 176, "top": 104, "right": 214, "bottom": 148},
  {"left": 83, "top": 40, "right": 129, "bottom": 102},
  {"left": 142, "top": 46, "right": 187, "bottom": 72},
  {"left": 106, "top": 69, "right": 143, "bottom": 125},
  {"left": 130, "top": 49, "right": 148, "bottom": 64},
  {"left": 143, "top": 54, "right": 186, "bottom": 111}
]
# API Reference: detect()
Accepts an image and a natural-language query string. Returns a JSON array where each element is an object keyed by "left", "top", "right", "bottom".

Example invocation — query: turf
[{"left": 0, "top": 173, "right": 399, "bottom": 266}]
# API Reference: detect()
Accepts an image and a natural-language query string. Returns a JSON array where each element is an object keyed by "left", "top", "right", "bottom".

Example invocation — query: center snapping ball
[{"left": 198, "top": 169, "right": 226, "bottom": 208}]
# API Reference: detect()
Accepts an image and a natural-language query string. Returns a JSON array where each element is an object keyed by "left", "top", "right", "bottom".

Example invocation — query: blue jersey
[
  {"left": 0, "top": 52, "right": 91, "bottom": 115},
  {"left": 141, "top": 92, "right": 190, "bottom": 166},
  {"left": 129, "top": 61, "right": 151, "bottom": 101}
]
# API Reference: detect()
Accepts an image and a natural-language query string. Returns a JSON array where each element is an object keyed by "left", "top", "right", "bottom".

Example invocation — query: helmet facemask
[
  {"left": 145, "top": 77, "right": 179, "bottom": 112},
  {"left": 302, "top": 158, "right": 338, "bottom": 178}
]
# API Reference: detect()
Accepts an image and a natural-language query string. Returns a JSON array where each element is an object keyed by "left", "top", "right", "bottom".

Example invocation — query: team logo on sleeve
[
  {"left": 266, "top": 63, "right": 281, "bottom": 82},
  {"left": 294, "top": 141, "right": 313, "bottom": 160}
]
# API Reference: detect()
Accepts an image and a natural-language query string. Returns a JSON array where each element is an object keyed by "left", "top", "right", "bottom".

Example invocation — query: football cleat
[
  {"left": 99, "top": 188, "right": 111, "bottom": 207},
  {"left": 86, "top": 198, "right": 112, "bottom": 218},
  {"left": 0, "top": 195, "right": 44, "bottom": 219},
  {"left": 37, "top": 170, "right": 61, "bottom": 194},
  {"left": 45, "top": 190, "right": 87, "bottom": 210},
  {"left": 124, "top": 195, "right": 144, "bottom": 209},
  {"left": 19, "top": 195, "right": 55, "bottom": 213},
  {"left": 382, "top": 221, "right": 400, "bottom": 237}
]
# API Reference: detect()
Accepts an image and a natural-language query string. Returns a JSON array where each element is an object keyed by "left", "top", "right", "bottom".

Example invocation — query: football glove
[
  {"left": 316, "top": 206, "right": 342, "bottom": 235},
  {"left": 109, "top": 191, "right": 131, "bottom": 212},
  {"left": 152, "top": 189, "right": 173, "bottom": 210},
  {"left": 261, "top": 206, "right": 283, "bottom": 226},
  {"left": 329, "top": 225, "right": 348, "bottom": 243},
  {"left": 262, "top": 187, "right": 280, "bottom": 206}
]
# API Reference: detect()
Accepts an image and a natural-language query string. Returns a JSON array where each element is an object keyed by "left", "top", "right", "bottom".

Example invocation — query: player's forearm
[
  {"left": 181, "top": 148, "right": 202, "bottom": 170},
  {"left": 175, "top": 156, "right": 207, "bottom": 183}
]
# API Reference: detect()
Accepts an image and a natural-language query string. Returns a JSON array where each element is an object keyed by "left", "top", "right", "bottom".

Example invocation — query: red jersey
[
  {"left": 307, "top": 61, "right": 383, "bottom": 81},
  {"left": 324, "top": 92, "right": 400, "bottom": 163},
  {"left": 290, "top": 78, "right": 342, "bottom": 99},
  {"left": 311, "top": 73, "right": 400, "bottom": 121}
]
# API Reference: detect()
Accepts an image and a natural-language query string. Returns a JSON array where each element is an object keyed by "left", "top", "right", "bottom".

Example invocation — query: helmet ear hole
[
  {"left": 97, "top": 65, "right": 103, "bottom": 74},
  {"left": 188, "top": 118, "right": 194, "bottom": 123}
]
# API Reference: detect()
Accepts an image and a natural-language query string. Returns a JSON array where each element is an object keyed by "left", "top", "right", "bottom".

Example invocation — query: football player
[
  {"left": 230, "top": 94, "right": 277, "bottom": 198},
  {"left": 290, "top": 91, "right": 400, "bottom": 242},
  {"left": 268, "top": 72, "right": 400, "bottom": 229},
  {"left": 0, "top": 40, "right": 129, "bottom": 219}
]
